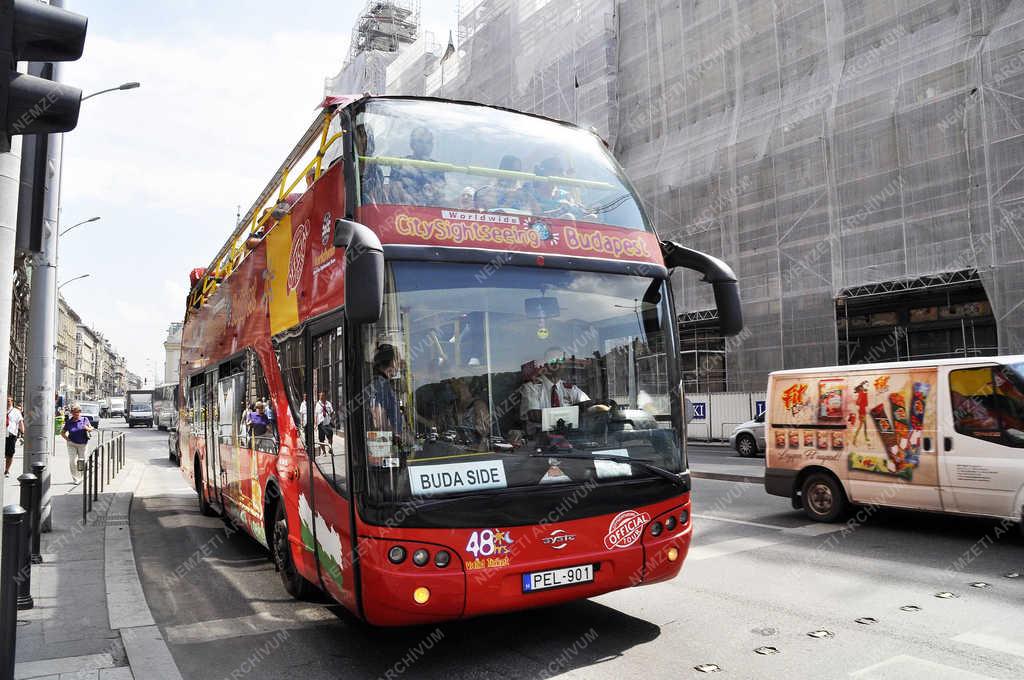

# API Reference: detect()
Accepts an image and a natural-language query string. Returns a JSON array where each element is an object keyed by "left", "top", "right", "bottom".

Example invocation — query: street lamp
[
  {"left": 59, "top": 216, "right": 100, "bottom": 237},
  {"left": 81, "top": 81, "right": 140, "bottom": 102},
  {"left": 58, "top": 274, "right": 90, "bottom": 290}
]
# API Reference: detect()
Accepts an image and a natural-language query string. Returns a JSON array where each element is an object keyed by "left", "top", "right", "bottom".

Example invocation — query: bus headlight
[
  {"left": 388, "top": 546, "right": 407, "bottom": 564},
  {"left": 667, "top": 547, "right": 679, "bottom": 562},
  {"left": 434, "top": 550, "right": 451, "bottom": 568},
  {"left": 665, "top": 515, "right": 677, "bottom": 531},
  {"left": 680, "top": 509, "right": 690, "bottom": 525},
  {"left": 650, "top": 521, "right": 663, "bottom": 537},
  {"left": 412, "top": 549, "right": 430, "bottom": 567}
]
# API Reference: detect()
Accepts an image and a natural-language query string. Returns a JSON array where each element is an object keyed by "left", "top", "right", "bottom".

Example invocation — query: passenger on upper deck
[
  {"left": 528, "top": 157, "right": 581, "bottom": 218},
  {"left": 493, "top": 154, "right": 530, "bottom": 210},
  {"left": 388, "top": 126, "right": 446, "bottom": 206}
]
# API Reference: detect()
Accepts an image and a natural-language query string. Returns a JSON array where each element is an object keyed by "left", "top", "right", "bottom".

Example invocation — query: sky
[{"left": 57, "top": 0, "right": 456, "bottom": 385}]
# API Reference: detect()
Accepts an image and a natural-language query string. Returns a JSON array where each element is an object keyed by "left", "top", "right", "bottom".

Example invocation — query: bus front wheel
[
  {"left": 801, "top": 472, "right": 846, "bottom": 523},
  {"left": 272, "top": 502, "right": 313, "bottom": 600}
]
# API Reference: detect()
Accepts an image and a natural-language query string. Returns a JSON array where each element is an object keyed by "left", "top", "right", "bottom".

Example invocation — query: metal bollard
[
  {"left": 91, "top": 450, "right": 98, "bottom": 503},
  {"left": 17, "top": 475, "right": 37, "bottom": 610},
  {"left": 31, "top": 462, "right": 45, "bottom": 563},
  {"left": 82, "top": 452, "right": 88, "bottom": 522},
  {"left": 0, "top": 505, "right": 27, "bottom": 678},
  {"left": 99, "top": 442, "right": 105, "bottom": 494},
  {"left": 87, "top": 453, "right": 94, "bottom": 514}
]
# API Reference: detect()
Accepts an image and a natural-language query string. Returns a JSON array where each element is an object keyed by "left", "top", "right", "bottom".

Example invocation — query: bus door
[
  {"left": 306, "top": 317, "right": 356, "bottom": 610},
  {"left": 204, "top": 369, "right": 223, "bottom": 509},
  {"left": 216, "top": 365, "right": 246, "bottom": 517}
]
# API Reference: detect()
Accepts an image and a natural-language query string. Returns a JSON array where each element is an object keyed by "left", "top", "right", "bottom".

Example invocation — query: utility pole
[
  {"left": 0, "top": 137, "right": 22, "bottom": 514},
  {"left": 21, "top": 66, "right": 62, "bottom": 531}
]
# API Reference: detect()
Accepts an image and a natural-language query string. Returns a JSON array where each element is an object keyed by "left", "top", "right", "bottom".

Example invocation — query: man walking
[
  {"left": 5, "top": 397, "right": 24, "bottom": 477},
  {"left": 61, "top": 403, "right": 93, "bottom": 484}
]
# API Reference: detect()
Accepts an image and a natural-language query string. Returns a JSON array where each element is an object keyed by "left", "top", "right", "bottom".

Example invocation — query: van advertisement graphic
[{"left": 769, "top": 369, "right": 938, "bottom": 485}]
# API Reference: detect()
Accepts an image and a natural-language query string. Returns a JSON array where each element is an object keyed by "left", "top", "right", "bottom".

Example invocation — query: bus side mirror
[
  {"left": 660, "top": 241, "right": 743, "bottom": 336},
  {"left": 335, "top": 219, "right": 384, "bottom": 325}
]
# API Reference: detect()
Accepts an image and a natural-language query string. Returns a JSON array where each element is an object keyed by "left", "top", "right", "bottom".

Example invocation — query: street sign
[
  {"left": 692, "top": 402, "right": 707, "bottom": 420},
  {"left": 755, "top": 400, "right": 766, "bottom": 418}
]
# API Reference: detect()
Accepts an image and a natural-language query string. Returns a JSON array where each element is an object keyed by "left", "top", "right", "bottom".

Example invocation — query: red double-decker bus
[{"left": 177, "top": 95, "right": 742, "bottom": 626}]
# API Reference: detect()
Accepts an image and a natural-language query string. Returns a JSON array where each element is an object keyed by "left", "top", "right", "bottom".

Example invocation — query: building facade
[
  {"left": 164, "top": 322, "right": 182, "bottom": 385},
  {"left": 344, "top": 0, "right": 1024, "bottom": 391},
  {"left": 75, "top": 325, "right": 99, "bottom": 400},
  {"left": 56, "top": 297, "right": 81, "bottom": 401}
]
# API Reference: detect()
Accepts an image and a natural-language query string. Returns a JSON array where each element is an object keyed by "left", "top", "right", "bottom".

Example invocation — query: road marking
[
  {"left": 954, "top": 630, "right": 1024, "bottom": 660},
  {"left": 692, "top": 514, "right": 783, "bottom": 531},
  {"left": 688, "top": 536, "right": 784, "bottom": 560},
  {"left": 693, "top": 513, "right": 845, "bottom": 536},
  {"left": 163, "top": 607, "right": 336, "bottom": 644},
  {"left": 850, "top": 654, "right": 998, "bottom": 679}
]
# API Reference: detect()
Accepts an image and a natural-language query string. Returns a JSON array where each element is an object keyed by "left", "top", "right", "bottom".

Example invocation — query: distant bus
[{"left": 153, "top": 383, "right": 179, "bottom": 431}]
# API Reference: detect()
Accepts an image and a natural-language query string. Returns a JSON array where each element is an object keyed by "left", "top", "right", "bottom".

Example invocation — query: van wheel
[
  {"left": 195, "top": 459, "right": 216, "bottom": 517},
  {"left": 801, "top": 472, "right": 846, "bottom": 522},
  {"left": 736, "top": 434, "right": 756, "bottom": 458},
  {"left": 272, "top": 502, "right": 313, "bottom": 600}
]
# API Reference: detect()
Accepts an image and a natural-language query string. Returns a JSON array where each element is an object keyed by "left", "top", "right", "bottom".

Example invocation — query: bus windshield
[
  {"left": 361, "top": 262, "right": 681, "bottom": 504},
  {"left": 354, "top": 98, "right": 646, "bottom": 230}
]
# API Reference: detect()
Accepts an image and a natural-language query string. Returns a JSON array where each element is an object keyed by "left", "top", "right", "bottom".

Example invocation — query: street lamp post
[{"left": 23, "top": 71, "right": 139, "bottom": 534}]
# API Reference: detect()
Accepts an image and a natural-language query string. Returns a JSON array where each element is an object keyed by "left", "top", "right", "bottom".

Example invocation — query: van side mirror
[
  {"left": 334, "top": 219, "right": 384, "bottom": 325},
  {"left": 660, "top": 241, "right": 743, "bottom": 336}
]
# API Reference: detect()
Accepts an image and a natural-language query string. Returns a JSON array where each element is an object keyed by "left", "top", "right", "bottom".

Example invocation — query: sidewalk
[{"left": 6, "top": 433, "right": 182, "bottom": 680}]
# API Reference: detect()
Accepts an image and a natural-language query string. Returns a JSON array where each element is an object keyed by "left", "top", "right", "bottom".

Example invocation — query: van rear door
[{"left": 939, "top": 363, "right": 1024, "bottom": 519}]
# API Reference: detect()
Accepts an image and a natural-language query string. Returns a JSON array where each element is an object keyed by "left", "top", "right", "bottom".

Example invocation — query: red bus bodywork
[{"left": 178, "top": 96, "right": 693, "bottom": 626}]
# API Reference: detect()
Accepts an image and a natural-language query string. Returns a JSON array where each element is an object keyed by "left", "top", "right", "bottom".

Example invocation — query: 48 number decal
[{"left": 465, "top": 528, "right": 514, "bottom": 558}]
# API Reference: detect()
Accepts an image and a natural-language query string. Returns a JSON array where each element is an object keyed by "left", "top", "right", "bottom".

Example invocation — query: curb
[
  {"left": 106, "top": 461, "right": 185, "bottom": 680},
  {"left": 691, "top": 471, "right": 764, "bottom": 485}
]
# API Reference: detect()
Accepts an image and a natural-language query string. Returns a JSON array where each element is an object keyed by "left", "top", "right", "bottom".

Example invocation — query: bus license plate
[{"left": 522, "top": 564, "right": 594, "bottom": 593}]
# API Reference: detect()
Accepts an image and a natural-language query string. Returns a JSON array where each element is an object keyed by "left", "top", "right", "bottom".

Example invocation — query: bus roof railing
[{"left": 187, "top": 105, "right": 345, "bottom": 313}]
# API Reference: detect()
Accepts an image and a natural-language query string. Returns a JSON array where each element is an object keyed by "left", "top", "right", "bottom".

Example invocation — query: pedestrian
[
  {"left": 5, "top": 397, "right": 25, "bottom": 477},
  {"left": 61, "top": 403, "right": 93, "bottom": 484}
]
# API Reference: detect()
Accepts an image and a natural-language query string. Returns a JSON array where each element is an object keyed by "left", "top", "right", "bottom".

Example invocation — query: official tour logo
[
  {"left": 287, "top": 220, "right": 310, "bottom": 292},
  {"left": 603, "top": 510, "right": 651, "bottom": 550},
  {"left": 529, "top": 220, "right": 559, "bottom": 244}
]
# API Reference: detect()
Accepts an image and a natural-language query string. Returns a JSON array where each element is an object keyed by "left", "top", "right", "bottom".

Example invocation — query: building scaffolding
[{"left": 350, "top": 0, "right": 1024, "bottom": 390}]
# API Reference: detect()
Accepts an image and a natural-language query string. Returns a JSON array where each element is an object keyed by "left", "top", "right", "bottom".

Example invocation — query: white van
[{"left": 764, "top": 356, "right": 1024, "bottom": 527}]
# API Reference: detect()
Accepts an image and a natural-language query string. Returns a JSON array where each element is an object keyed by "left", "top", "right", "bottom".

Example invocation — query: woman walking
[{"left": 61, "top": 403, "right": 93, "bottom": 484}]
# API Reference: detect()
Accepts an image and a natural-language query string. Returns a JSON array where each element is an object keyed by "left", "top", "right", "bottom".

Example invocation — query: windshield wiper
[{"left": 529, "top": 453, "right": 687, "bottom": 488}]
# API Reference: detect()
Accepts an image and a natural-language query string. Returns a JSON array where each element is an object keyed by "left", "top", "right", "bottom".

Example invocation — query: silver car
[{"left": 728, "top": 413, "right": 766, "bottom": 457}]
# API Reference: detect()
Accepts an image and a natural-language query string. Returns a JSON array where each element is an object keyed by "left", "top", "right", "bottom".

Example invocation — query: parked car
[
  {"left": 729, "top": 412, "right": 765, "bottom": 457},
  {"left": 77, "top": 401, "right": 102, "bottom": 428}
]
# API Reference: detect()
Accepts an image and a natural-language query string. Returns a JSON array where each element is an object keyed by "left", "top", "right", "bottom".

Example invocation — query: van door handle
[
  {"left": 944, "top": 437, "right": 953, "bottom": 452},
  {"left": 923, "top": 437, "right": 932, "bottom": 451}
]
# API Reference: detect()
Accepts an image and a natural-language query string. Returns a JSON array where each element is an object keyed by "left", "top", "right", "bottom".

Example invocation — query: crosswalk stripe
[
  {"left": 954, "top": 630, "right": 1024, "bottom": 660},
  {"left": 163, "top": 607, "right": 336, "bottom": 644},
  {"left": 849, "top": 654, "right": 998, "bottom": 679},
  {"left": 687, "top": 536, "right": 783, "bottom": 560}
]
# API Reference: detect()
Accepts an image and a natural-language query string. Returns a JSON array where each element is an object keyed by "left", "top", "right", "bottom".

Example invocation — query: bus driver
[{"left": 519, "top": 347, "right": 597, "bottom": 435}]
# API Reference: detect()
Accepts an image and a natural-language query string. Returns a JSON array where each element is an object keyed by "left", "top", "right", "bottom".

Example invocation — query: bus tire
[
  {"left": 195, "top": 458, "right": 216, "bottom": 517},
  {"left": 801, "top": 472, "right": 846, "bottom": 523},
  {"left": 272, "top": 501, "right": 313, "bottom": 600}
]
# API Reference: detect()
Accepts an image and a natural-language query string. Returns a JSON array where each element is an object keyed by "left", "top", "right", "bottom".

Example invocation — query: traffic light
[{"left": 1, "top": 0, "right": 87, "bottom": 151}]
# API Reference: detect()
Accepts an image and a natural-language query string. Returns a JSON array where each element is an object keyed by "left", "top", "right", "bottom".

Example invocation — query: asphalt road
[{"left": 120, "top": 426, "right": 1024, "bottom": 680}]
